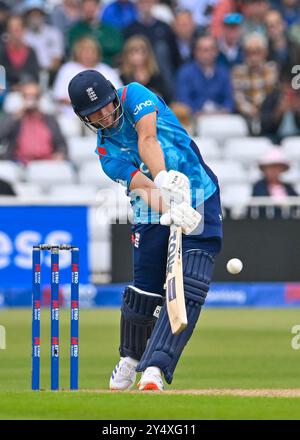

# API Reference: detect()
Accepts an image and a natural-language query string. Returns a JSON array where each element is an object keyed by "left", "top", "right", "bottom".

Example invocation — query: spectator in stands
[
  {"left": 101, "top": 0, "right": 138, "bottom": 29},
  {"left": 275, "top": 0, "right": 300, "bottom": 27},
  {"left": 124, "top": 0, "right": 180, "bottom": 91},
  {"left": 252, "top": 147, "right": 298, "bottom": 198},
  {"left": 22, "top": 0, "right": 64, "bottom": 85},
  {"left": 0, "top": 82, "right": 68, "bottom": 164},
  {"left": 261, "top": 77, "right": 300, "bottom": 142},
  {"left": 241, "top": 0, "right": 270, "bottom": 36},
  {"left": 176, "top": 0, "right": 218, "bottom": 30},
  {"left": 53, "top": 36, "right": 123, "bottom": 116},
  {"left": 120, "top": 35, "right": 172, "bottom": 103},
  {"left": 173, "top": 9, "right": 198, "bottom": 65},
  {"left": 0, "top": 15, "right": 40, "bottom": 90},
  {"left": 175, "top": 34, "right": 234, "bottom": 114},
  {"left": 218, "top": 13, "right": 244, "bottom": 69},
  {"left": 211, "top": 0, "right": 238, "bottom": 38},
  {"left": 68, "top": 0, "right": 123, "bottom": 66},
  {"left": 265, "top": 9, "right": 300, "bottom": 79},
  {"left": 0, "top": 178, "right": 16, "bottom": 196},
  {"left": 0, "top": 1, "right": 10, "bottom": 40},
  {"left": 232, "top": 33, "right": 278, "bottom": 134},
  {"left": 51, "top": 0, "right": 81, "bottom": 45}
]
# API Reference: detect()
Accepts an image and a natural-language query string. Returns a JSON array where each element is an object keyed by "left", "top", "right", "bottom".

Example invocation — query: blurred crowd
[{"left": 0, "top": 0, "right": 300, "bottom": 206}]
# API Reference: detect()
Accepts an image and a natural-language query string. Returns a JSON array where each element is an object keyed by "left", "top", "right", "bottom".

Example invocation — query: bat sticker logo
[
  {"left": 167, "top": 277, "right": 176, "bottom": 302},
  {"left": 166, "top": 229, "right": 177, "bottom": 274}
]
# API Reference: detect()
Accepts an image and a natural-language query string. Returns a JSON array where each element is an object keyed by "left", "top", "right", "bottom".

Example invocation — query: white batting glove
[
  {"left": 160, "top": 201, "right": 202, "bottom": 235},
  {"left": 154, "top": 170, "right": 191, "bottom": 206}
]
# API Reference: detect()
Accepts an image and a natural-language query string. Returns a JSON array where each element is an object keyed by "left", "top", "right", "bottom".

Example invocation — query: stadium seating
[
  {"left": 48, "top": 184, "right": 98, "bottom": 201},
  {"left": 221, "top": 183, "right": 252, "bottom": 208},
  {"left": 79, "top": 161, "right": 118, "bottom": 187},
  {"left": 67, "top": 136, "right": 98, "bottom": 165},
  {"left": 248, "top": 166, "right": 262, "bottom": 183},
  {"left": 14, "top": 183, "right": 43, "bottom": 197},
  {"left": 281, "top": 165, "right": 300, "bottom": 184},
  {"left": 281, "top": 137, "right": 300, "bottom": 161},
  {"left": 26, "top": 161, "right": 76, "bottom": 190},
  {"left": 196, "top": 114, "right": 248, "bottom": 143},
  {"left": 223, "top": 137, "right": 272, "bottom": 165},
  {"left": 206, "top": 160, "right": 248, "bottom": 186},
  {"left": 57, "top": 114, "right": 82, "bottom": 138},
  {"left": 0, "top": 161, "right": 23, "bottom": 183},
  {"left": 193, "top": 137, "right": 221, "bottom": 161},
  {"left": 3, "top": 91, "right": 55, "bottom": 115}
]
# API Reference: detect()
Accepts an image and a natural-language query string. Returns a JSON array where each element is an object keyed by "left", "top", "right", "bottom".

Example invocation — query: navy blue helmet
[{"left": 68, "top": 70, "right": 123, "bottom": 134}]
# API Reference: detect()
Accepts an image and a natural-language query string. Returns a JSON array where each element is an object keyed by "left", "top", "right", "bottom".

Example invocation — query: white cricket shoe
[
  {"left": 109, "top": 357, "right": 138, "bottom": 391},
  {"left": 138, "top": 366, "right": 164, "bottom": 391}
]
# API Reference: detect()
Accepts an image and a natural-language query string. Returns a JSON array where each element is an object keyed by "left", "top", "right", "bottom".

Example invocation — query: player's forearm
[
  {"left": 138, "top": 136, "right": 166, "bottom": 179},
  {"left": 130, "top": 171, "right": 167, "bottom": 213},
  {"left": 138, "top": 187, "right": 166, "bottom": 213}
]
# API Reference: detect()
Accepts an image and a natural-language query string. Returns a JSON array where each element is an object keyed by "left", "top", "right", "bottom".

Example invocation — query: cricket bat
[{"left": 165, "top": 224, "right": 188, "bottom": 335}]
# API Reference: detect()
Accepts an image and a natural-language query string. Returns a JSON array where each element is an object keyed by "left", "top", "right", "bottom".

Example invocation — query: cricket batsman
[{"left": 68, "top": 70, "right": 222, "bottom": 391}]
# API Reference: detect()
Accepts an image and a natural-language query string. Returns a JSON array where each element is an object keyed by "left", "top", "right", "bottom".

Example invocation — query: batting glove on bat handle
[
  {"left": 154, "top": 170, "right": 191, "bottom": 206},
  {"left": 160, "top": 201, "right": 202, "bottom": 235},
  {"left": 160, "top": 210, "right": 172, "bottom": 226}
]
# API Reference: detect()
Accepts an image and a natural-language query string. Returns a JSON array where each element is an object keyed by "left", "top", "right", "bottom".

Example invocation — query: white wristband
[{"left": 154, "top": 170, "right": 168, "bottom": 189}]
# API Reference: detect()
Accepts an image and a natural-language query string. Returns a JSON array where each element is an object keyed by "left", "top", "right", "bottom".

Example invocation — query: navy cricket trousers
[{"left": 131, "top": 223, "right": 221, "bottom": 296}]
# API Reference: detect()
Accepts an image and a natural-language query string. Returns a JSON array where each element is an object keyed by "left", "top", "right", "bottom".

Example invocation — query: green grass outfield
[{"left": 0, "top": 308, "right": 300, "bottom": 420}]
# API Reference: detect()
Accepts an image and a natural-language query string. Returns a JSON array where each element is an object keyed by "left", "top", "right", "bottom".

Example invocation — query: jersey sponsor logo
[
  {"left": 86, "top": 87, "right": 98, "bottom": 102},
  {"left": 133, "top": 100, "right": 154, "bottom": 115},
  {"left": 133, "top": 232, "right": 140, "bottom": 248}
]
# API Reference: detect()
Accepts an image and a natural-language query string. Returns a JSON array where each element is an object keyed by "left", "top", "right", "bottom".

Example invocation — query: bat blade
[{"left": 165, "top": 225, "right": 187, "bottom": 335}]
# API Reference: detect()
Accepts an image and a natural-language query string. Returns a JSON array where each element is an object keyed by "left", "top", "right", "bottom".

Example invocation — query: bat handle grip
[{"left": 170, "top": 224, "right": 181, "bottom": 234}]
